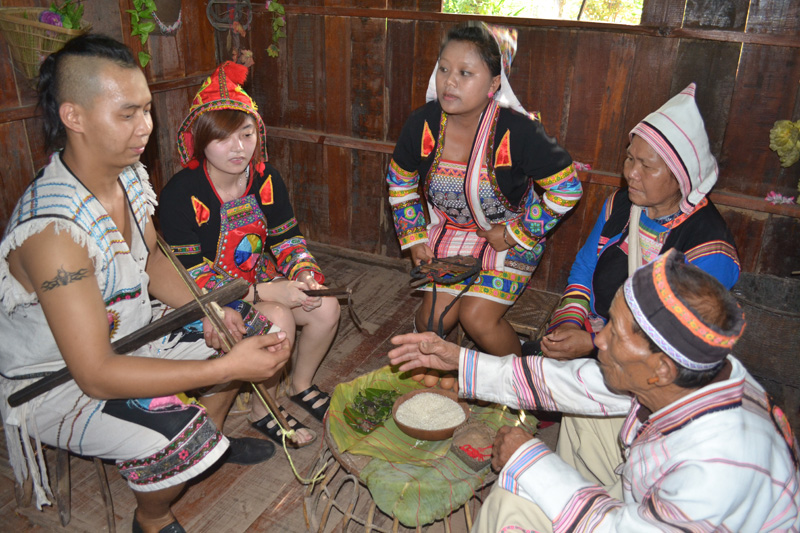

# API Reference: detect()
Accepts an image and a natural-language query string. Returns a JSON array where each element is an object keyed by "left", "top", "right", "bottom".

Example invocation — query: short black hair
[{"left": 38, "top": 34, "right": 137, "bottom": 151}]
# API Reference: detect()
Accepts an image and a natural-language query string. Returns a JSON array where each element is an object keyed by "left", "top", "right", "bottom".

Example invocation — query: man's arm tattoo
[{"left": 41, "top": 266, "right": 91, "bottom": 292}]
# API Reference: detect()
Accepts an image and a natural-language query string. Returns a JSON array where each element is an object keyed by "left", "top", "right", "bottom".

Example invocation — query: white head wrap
[
  {"left": 630, "top": 83, "right": 718, "bottom": 214},
  {"left": 424, "top": 23, "right": 538, "bottom": 121}
]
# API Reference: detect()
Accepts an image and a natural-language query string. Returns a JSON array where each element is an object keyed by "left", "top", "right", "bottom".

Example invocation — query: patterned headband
[{"left": 623, "top": 249, "right": 745, "bottom": 371}]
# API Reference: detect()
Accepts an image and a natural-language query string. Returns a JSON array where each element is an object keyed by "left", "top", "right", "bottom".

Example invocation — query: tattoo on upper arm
[{"left": 41, "top": 266, "right": 90, "bottom": 292}]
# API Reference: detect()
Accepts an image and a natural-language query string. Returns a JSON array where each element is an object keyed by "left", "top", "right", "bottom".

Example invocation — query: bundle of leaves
[
  {"left": 769, "top": 120, "right": 800, "bottom": 168},
  {"left": 45, "top": 1, "right": 83, "bottom": 30},
  {"left": 345, "top": 388, "right": 400, "bottom": 434}
]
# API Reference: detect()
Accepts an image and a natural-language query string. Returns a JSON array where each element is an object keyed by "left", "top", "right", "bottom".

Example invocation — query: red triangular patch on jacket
[
  {"left": 191, "top": 196, "right": 210, "bottom": 226},
  {"left": 260, "top": 174, "right": 274, "bottom": 205},
  {"left": 421, "top": 120, "right": 435, "bottom": 158},
  {"left": 495, "top": 130, "right": 512, "bottom": 168}
]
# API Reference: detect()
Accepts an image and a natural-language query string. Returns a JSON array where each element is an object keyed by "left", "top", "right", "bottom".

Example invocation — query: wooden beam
[
  {"left": 266, "top": 126, "right": 395, "bottom": 154},
  {"left": 264, "top": 125, "right": 800, "bottom": 219},
  {"left": 0, "top": 75, "right": 209, "bottom": 125},
  {"left": 265, "top": 126, "right": 800, "bottom": 218},
  {"left": 281, "top": 6, "right": 800, "bottom": 49}
]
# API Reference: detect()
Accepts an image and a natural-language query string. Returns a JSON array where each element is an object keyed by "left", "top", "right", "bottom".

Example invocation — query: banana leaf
[
  {"left": 327, "top": 365, "right": 537, "bottom": 527},
  {"left": 360, "top": 448, "right": 488, "bottom": 527}
]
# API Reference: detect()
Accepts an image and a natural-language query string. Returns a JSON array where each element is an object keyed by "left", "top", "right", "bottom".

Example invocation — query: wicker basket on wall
[{"left": 0, "top": 7, "right": 90, "bottom": 89}]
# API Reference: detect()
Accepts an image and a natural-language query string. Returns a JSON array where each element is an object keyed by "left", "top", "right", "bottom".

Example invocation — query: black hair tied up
[
  {"left": 441, "top": 22, "right": 502, "bottom": 79},
  {"left": 38, "top": 34, "right": 137, "bottom": 151}
]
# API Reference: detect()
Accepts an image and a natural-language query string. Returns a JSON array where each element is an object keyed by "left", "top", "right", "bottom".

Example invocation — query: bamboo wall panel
[
  {"left": 0, "top": 121, "right": 33, "bottom": 225},
  {"left": 640, "top": 0, "right": 685, "bottom": 26},
  {"left": 521, "top": 29, "right": 577, "bottom": 143},
  {"left": 721, "top": 44, "right": 800, "bottom": 197},
  {"left": 747, "top": 0, "right": 800, "bottom": 36},
  {"left": 351, "top": 18, "right": 386, "bottom": 140},
  {"left": 670, "top": 39, "right": 739, "bottom": 156},
  {"left": 717, "top": 205, "right": 769, "bottom": 273},
  {"left": 410, "top": 21, "right": 438, "bottom": 114},
  {"left": 324, "top": 15, "right": 351, "bottom": 137},
  {"left": 385, "top": 21, "right": 416, "bottom": 139},
  {"left": 684, "top": 0, "right": 749, "bottom": 31}
]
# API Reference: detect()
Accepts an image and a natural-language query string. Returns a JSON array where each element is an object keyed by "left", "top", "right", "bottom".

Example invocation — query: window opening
[{"left": 442, "top": 0, "right": 644, "bottom": 26}]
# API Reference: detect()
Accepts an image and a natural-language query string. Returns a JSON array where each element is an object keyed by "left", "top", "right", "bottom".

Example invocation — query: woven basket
[{"left": 0, "top": 7, "right": 90, "bottom": 89}]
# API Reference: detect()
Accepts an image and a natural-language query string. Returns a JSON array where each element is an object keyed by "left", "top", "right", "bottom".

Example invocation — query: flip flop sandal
[
  {"left": 290, "top": 384, "right": 331, "bottom": 422},
  {"left": 251, "top": 407, "right": 317, "bottom": 448}
]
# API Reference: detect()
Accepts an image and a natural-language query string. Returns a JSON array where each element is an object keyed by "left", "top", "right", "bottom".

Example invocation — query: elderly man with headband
[{"left": 388, "top": 249, "right": 799, "bottom": 531}]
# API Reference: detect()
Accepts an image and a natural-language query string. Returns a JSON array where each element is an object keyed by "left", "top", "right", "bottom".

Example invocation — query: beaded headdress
[{"left": 176, "top": 61, "right": 268, "bottom": 173}]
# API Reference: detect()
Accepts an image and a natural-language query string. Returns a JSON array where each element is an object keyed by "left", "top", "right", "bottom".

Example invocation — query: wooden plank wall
[
  {"left": 246, "top": 0, "right": 800, "bottom": 294},
  {"left": 0, "top": 0, "right": 218, "bottom": 227}
]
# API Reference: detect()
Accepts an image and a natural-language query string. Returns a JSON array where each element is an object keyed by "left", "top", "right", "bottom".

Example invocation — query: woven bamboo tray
[{"left": 0, "top": 7, "right": 90, "bottom": 89}]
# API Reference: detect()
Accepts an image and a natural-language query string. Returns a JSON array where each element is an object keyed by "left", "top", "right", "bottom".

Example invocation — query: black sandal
[
  {"left": 290, "top": 384, "right": 331, "bottom": 422},
  {"left": 251, "top": 407, "right": 317, "bottom": 448}
]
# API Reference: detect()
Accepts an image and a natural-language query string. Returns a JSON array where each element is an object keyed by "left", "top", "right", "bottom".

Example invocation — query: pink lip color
[{"left": 132, "top": 146, "right": 145, "bottom": 155}]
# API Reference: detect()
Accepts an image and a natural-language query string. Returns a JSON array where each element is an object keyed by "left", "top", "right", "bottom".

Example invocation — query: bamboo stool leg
[
  {"left": 464, "top": 500, "right": 473, "bottom": 531},
  {"left": 55, "top": 447, "right": 70, "bottom": 527},
  {"left": 93, "top": 457, "right": 116, "bottom": 533}
]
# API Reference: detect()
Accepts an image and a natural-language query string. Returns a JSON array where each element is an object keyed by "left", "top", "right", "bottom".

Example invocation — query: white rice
[{"left": 395, "top": 393, "right": 466, "bottom": 430}]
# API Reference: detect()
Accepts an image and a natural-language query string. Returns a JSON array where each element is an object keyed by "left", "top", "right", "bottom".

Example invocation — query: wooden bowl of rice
[{"left": 392, "top": 388, "right": 470, "bottom": 441}]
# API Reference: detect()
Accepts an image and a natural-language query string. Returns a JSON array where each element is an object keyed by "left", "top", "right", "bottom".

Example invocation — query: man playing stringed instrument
[{"left": 0, "top": 35, "right": 289, "bottom": 533}]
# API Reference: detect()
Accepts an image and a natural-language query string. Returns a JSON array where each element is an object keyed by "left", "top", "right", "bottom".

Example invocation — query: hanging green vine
[
  {"left": 127, "top": 0, "right": 157, "bottom": 67},
  {"left": 265, "top": 0, "right": 286, "bottom": 57}
]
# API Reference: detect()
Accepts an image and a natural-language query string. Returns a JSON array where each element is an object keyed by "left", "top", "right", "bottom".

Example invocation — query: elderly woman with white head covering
[
  {"left": 538, "top": 83, "right": 740, "bottom": 362},
  {"left": 386, "top": 22, "right": 582, "bottom": 357}
]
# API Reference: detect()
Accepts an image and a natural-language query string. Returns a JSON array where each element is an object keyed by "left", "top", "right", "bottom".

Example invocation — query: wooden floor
[{"left": 0, "top": 244, "right": 559, "bottom": 533}]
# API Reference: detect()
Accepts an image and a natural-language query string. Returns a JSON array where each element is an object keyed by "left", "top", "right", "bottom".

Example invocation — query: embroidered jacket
[
  {"left": 548, "top": 189, "right": 740, "bottom": 334},
  {"left": 387, "top": 100, "right": 581, "bottom": 253},
  {"left": 458, "top": 349, "right": 800, "bottom": 531},
  {"left": 159, "top": 161, "right": 323, "bottom": 290}
]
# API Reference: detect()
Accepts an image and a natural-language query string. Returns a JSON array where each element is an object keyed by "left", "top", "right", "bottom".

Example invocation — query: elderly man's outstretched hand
[
  {"left": 492, "top": 425, "right": 537, "bottom": 472},
  {"left": 387, "top": 332, "right": 460, "bottom": 373}
]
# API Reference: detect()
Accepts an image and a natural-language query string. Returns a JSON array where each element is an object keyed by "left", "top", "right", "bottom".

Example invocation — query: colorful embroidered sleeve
[
  {"left": 546, "top": 198, "right": 612, "bottom": 333},
  {"left": 387, "top": 159, "right": 428, "bottom": 249},
  {"left": 186, "top": 258, "right": 232, "bottom": 292},
  {"left": 685, "top": 240, "right": 740, "bottom": 290},
  {"left": 506, "top": 164, "right": 582, "bottom": 250},
  {"left": 259, "top": 166, "right": 324, "bottom": 283},
  {"left": 387, "top": 110, "right": 433, "bottom": 250},
  {"left": 499, "top": 114, "right": 582, "bottom": 250}
]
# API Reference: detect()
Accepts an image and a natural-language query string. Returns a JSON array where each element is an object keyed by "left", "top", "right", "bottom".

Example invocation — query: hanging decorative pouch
[{"left": 409, "top": 255, "right": 481, "bottom": 338}]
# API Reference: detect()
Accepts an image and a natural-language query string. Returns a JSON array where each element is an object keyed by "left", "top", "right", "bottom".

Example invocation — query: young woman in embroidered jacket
[
  {"left": 159, "top": 62, "right": 340, "bottom": 447},
  {"left": 386, "top": 23, "right": 582, "bottom": 356}
]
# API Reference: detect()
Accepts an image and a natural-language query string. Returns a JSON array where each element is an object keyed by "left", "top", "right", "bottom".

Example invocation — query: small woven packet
[{"left": 451, "top": 420, "right": 495, "bottom": 471}]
